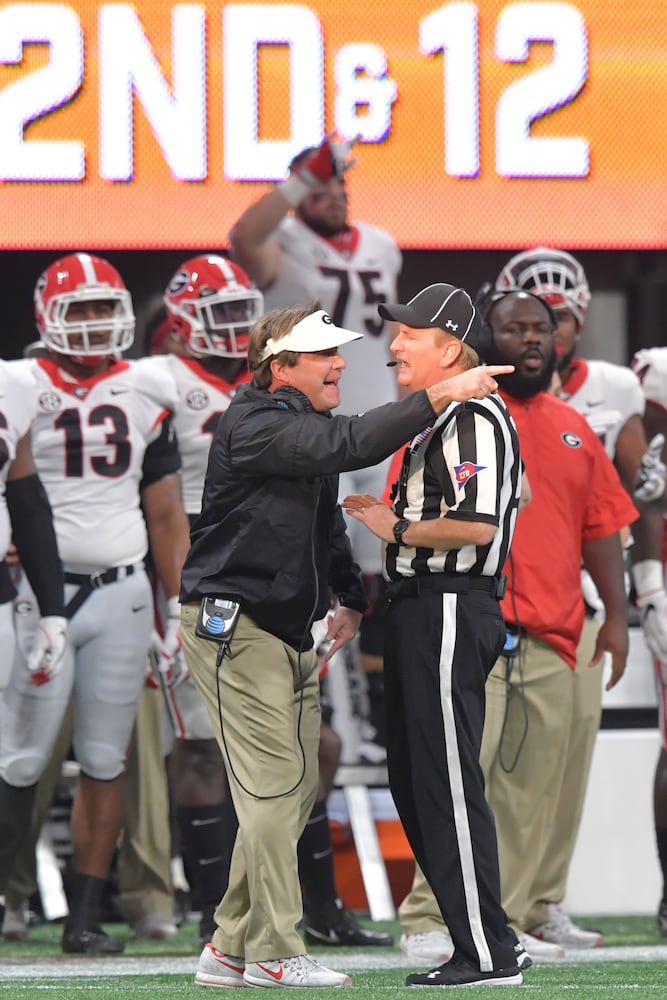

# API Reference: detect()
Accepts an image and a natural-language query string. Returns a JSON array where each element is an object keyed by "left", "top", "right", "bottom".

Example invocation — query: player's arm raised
[
  {"left": 229, "top": 137, "right": 356, "bottom": 290},
  {"left": 228, "top": 190, "right": 285, "bottom": 290}
]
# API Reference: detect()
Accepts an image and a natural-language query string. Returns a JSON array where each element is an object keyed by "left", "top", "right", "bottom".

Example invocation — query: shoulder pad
[{"left": 128, "top": 356, "right": 179, "bottom": 410}]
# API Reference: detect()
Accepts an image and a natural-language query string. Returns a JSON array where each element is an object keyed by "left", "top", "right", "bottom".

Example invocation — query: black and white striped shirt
[{"left": 384, "top": 394, "right": 522, "bottom": 581}]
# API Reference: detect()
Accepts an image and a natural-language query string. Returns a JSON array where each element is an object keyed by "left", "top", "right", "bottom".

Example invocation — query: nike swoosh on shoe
[{"left": 256, "top": 962, "right": 284, "bottom": 981}]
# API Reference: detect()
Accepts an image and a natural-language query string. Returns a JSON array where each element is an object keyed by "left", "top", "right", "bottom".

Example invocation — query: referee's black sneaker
[
  {"left": 406, "top": 954, "right": 523, "bottom": 988},
  {"left": 515, "top": 938, "right": 533, "bottom": 969},
  {"left": 658, "top": 897, "right": 667, "bottom": 938},
  {"left": 303, "top": 898, "right": 394, "bottom": 947},
  {"left": 62, "top": 923, "right": 125, "bottom": 954}
]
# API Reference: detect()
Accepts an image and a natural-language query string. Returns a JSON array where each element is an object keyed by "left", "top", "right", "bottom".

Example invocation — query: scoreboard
[{"left": 0, "top": 1, "right": 664, "bottom": 249}]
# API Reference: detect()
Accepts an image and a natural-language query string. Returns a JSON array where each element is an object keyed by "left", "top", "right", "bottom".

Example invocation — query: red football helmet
[
  {"left": 34, "top": 253, "right": 135, "bottom": 366},
  {"left": 164, "top": 255, "right": 263, "bottom": 358},
  {"left": 494, "top": 247, "right": 591, "bottom": 328}
]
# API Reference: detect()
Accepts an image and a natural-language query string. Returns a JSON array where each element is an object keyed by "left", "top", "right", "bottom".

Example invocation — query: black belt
[
  {"left": 387, "top": 573, "right": 506, "bottom": 601},
  {"left": 64, "top": 565, "right": 137, "bottom": 589},
  {"left": 64, "top": 565, "right": 138, "bottom": 619}
]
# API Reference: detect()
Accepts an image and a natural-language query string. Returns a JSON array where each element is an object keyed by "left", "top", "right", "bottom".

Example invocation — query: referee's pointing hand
[
  {"left": 425, "top": 364, "right": 514, "bottom": 413},
  {"left": 447, "top": 365, "right": 515, "bottom": 401}
]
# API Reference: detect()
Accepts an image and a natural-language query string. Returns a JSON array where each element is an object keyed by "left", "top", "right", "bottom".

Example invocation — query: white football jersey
[
  {"left": 0, "top": 360, "right": 39, "bottom": 559},
  {"left": 265, "top": 217, "right": 402, "bottom": 415},
  {"left": 559, "top": 358, "right": 645, "bottom": 461},
  {"left": 631, "top": 347, "right": 667, "bottom": 409},
  {"left": 166, "top": 355, "right": 250, "bottom": 516},
  {"left": 11, "top": 356, "right": 178, "bottom": 572}
]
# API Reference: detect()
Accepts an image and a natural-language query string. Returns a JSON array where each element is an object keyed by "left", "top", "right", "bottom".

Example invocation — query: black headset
[{"left": 468, "top": 284, "right": 559, "bottom": 361}]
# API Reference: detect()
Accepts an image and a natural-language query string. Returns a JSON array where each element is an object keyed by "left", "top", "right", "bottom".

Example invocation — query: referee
[{"left": 343, "top": 283, "right": 525, "bottom": 988}]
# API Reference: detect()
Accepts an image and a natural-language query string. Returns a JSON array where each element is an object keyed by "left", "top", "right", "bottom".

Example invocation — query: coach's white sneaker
[
  {"left": 529, "top": 904, "right": 604, "bottom": 949},
  {"left": 132, "top": 912, "right": 179, "bottom": 941},
  {"left": 517, "top": 931, "right": 565, "bottom": 960},
  {"left": 194, "top": 943, "right": 246, "bottom": 987},
  {"left": 2, "top": 902, "right": 29, "bottom": 942},
  {"left": 399, "top": 930, "right": 454, "bottom": 965},
  {"left": 243, "top": 954, "right": 352, "bottom": 988}
]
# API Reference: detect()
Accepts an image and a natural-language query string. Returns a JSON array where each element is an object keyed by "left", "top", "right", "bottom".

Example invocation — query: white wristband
[
  {"left": 167, "top": 595, "right": 181, "bottom": 619},
  {"left": 278, "top": 173, "right": 312, "bottom": 207},
  {"left": 633, "top": 559, "right": 665, "bottom": 600}
]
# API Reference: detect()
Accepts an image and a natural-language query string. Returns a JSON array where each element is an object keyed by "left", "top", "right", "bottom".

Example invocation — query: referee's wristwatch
[{"left": 393, "top": 517, "right": 411, "bottom": 546}]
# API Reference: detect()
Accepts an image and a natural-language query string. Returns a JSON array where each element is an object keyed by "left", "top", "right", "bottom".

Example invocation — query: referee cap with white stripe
[{"left": 379, "top": 283, "right": 482, "bottom": 343}]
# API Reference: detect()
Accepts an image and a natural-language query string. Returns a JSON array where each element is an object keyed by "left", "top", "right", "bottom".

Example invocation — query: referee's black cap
[{"left": 379, "top": 283, "right": 483, "bottom": 344}]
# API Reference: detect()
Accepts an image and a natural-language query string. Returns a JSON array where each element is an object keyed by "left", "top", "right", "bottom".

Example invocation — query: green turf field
[{"left": 0, "top": 916, "right": 665, "bottom": 997}]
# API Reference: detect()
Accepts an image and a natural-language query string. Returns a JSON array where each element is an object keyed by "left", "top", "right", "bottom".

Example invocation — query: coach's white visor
[{"left": 258, "top": 310, "right": 362, "bottom": 362}]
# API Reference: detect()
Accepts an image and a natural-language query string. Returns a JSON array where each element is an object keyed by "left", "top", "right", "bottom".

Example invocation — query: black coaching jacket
[{"left": 180, "top": 380, "right": 437, "bottom": 651}]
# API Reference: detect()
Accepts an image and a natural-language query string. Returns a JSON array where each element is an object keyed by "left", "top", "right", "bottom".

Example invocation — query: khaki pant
[
  {"left": 524, "top": 617, "right": 601, "bottom": 928},
  {"left": 118, "top": 684, "right": 174, "bottom": 924},
  {"left": 398, "top": 862, "right": 442, "bottom": 933},
  {"left": 481, "top": 636, "right": 575, "bottom": 932},
  {"left": 181, "top": 604, "right": 320, "bottom": 962}
]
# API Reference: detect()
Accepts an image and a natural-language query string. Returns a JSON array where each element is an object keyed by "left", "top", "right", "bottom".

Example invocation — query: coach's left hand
[
  {"left": 323, "top": 605, "right": 363, "bottom": 664},
  {"left": 342, "top": 493, "right": 395, "bottom": 542}
]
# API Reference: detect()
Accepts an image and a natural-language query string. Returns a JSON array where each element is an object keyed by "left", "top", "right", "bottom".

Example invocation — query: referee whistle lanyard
[
  {"left": 399, "top": 412, "right": 448, "bottom": 494},
  {"left": 410, "top": 411, "right": 449, "bottom": 455}
]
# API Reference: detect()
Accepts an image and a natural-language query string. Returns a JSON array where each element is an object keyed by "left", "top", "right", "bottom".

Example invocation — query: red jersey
[
  {"left": 382, "top": 446, "right": 408, "bottom": 506},
  {"left": 500, "top": 389, "right": 638, "bottom": 668}
]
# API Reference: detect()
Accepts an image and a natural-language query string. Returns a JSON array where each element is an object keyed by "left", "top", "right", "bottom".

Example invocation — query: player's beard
[
  {"left": 555, "top": 342, "right": 577, "bottom": 375},
  {"left": 301, "top": 215, "right": 348, "bottom": 238},
  {"left": 497, "top": 352, "right": 557, "bottom": 398},
  {"left": 297, "top": 198, "right": 348, "bottom": 239},
  {"left": 485, "top": 342, "right": 557, "bottom": 399}
]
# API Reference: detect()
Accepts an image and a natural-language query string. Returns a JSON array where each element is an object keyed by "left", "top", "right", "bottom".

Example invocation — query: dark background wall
[{"left": 2, "top": 247, "right": 666, "bottom": 360}]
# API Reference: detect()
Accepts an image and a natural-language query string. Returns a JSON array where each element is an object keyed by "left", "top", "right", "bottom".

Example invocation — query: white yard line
[{"left": 1, "top": 945, "right": 667, "bottom": 980}]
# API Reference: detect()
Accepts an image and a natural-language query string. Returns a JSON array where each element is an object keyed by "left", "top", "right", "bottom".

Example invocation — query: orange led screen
[{"left": 0, "top": 0, "right": 665, "bottom": 249}]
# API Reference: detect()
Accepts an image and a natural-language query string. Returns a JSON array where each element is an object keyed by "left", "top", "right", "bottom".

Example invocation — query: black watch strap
[{"left": 393, "top": 517, "right": 410, "bottom": 546}]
